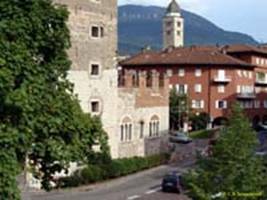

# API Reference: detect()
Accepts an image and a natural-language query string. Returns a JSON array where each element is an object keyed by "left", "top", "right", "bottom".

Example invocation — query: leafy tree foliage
[
  {"left": 185, "top": 104, "right": 266, "bottom": 200},
  {"left": 169, "top": 88, "right": 190, "bottom": 130},
  {"left": 189, "top": 112, "right": 210, "bottom": 131},
  {"left": 0, "top": 0, "right": 109, "bottom": 198}
]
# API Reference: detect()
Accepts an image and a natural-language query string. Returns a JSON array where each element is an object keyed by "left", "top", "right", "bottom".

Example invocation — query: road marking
[
  {"left": 145, "top": 187, "right": 161, "bottom": 194},
  {"left": 127, "top": 195, "right": 141, "bottom": 200}
]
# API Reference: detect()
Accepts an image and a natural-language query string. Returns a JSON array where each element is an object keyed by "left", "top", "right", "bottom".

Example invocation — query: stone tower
[
  {"left": 53, "top": 0, "right": 119, "bottom": 158},
  {"left": 163, "top": 0, "right": 184, "bottom": 49}
]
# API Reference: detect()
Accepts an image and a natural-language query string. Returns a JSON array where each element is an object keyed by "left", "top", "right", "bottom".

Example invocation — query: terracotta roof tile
[
  {"left": 224, "top": 44, "right": 267, "bottom": 55},
  {"left": 120, "top": 46, "right": 253, "bottom": 67}
]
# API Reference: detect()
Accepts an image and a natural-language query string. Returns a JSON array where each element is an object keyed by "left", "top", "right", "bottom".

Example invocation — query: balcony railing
[
  {"left": 213, "top": 76, "right": 231, "bottom": 83},
  {"left": 236, "top": 93, "right": 256, "bottom": 99},
  {"left": 255, "top": 79, "right": 267, "bottom": 86}
]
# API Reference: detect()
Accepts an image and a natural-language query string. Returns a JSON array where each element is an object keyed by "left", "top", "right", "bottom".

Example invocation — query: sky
[{"left": 118, "top": 0, "right": 267, "bottom": 43}]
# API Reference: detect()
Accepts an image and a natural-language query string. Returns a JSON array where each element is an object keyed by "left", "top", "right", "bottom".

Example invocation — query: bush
[
  {"left": 56, "top": 171, "right": 81, "bottom": 188},
  {"left": 80, "top": 165, "right": 104, "bottom": 184},
  {"left": 57, "top": 153, "right": 169, "bottom": 188}
]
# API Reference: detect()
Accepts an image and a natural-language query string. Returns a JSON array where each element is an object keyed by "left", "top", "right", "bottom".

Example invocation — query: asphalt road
[
  {"left": 26, "top": 165, "right": 189, "bottom": 200},
  {"left": 23, "top": 140, "right": 207, "bottom": 200}
]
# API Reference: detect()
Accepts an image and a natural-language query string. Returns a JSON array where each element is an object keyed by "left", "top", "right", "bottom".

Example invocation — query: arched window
[
  {"left": 149, "top": 115, "right": 160, "bottom": 137},
  {"left": 120, "top": 116, "right": 133, "bottom": 142},
  {"left": 139, "top": 121, "right": 145, "bottom": 139}
]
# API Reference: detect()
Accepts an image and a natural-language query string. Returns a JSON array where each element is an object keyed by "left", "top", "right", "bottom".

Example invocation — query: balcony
[
  {"left": 213, "top": 76, "right": 231, "bottom": 83},
  {"left": 236, "top": 93, "right": 256, "bottom": 99},
  {"left": 255, "top": 79, "right": 267, "bottom": 86}
]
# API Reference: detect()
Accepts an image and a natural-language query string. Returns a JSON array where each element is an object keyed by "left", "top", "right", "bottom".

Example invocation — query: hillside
[{"left": 118, "top": 5, "right": 259, "bottom": 55}]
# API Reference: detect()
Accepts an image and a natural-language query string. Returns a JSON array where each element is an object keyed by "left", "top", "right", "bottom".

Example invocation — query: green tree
[
  {"left": 0, "top": 0, "right": 109, "bottom": 198},
  {"left": 185, "top": 104, "right": 265, "bottom": 200},
  {"left": 169, "top": 88, "right": 190, "bottom": 130},
  {"left": 190, "top": 112, "right": 210, "bottom": 131}
]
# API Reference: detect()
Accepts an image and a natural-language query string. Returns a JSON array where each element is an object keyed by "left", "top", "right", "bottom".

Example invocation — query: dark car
[
  {"left": 169, "top": 132, "right": 192, "bottom": 144},
  {"left": 161, "top": 172, "right": 183, "bottom": 193}
]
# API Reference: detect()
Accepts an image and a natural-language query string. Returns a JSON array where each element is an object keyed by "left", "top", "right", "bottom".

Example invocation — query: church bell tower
[{"left": 163, "top": 0, "right": 184, "bottom": 49}]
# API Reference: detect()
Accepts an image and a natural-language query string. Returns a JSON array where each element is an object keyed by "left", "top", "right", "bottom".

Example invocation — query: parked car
[
  {"left": 161, "top": 172, "right": 183, "bottom": 193},
  {"left": 169, "top": 131, "right": 192, "bottom": 144},
  {"left": 255, "top": 150, "right": 267, "bottom": 156}
]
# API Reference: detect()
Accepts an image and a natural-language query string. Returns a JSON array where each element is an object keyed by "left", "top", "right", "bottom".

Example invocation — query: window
[
  {"left": 216, "top": 100, "right": 227, "bottom": 109},
  {"left": 256, "top": 58, "right": 260, "bottom": 65},
  {"left": 237, "top": 85, "right": 241, "bottom": 93},
  {"left": 167, "top": 69, "right": 173, "bottom": 76},
  {"left": 194, "top": 84, "right": 202, "bottom": 93},
  {"left": 218, "top": 70, "right": 225, "bottom": 79},
  {"left": 91, "top": 26, "right": 104, "bottom": 38},
  {"left": 261, "top": 59, "right": 265, "bottom": 66},
  {"left": 177, "top": 22, "right": 181, "bottom": 27},
  {"left": 175, "top": 84, "right": 188, "bottom": 94},
  {"left": 241, "top": 85, "right": 254, "bottom": 93},
  {"left": 242, "top": 101, "right": 253, "bottom": 109},
  {"left": 177, "top": 31, "right": 180, "bottom": 36},
  {"left": 237, "top": 70, "right": 242, "bottom": 77},
  {"left": 192, "top": 100, "right": 204, "bottom": 109},
  {"left": 120, "top": 117, "right": 133, "bottom": 142},
  {"left": 218, "top": 85, "right": 225, "bottom": 93},
  {"left": 140, "top": 121, "right": 144, "bottom": 139},
  {"left": 91, "top": 101, "right": 100, "bottom": 113},
  {"left": 128, "top": 124, "right": 132, "bottom": 141},
  {"left": 256, "top": 72, "right": 266, "bottom": 82},
  {"left": 195, "top": 69, "right": 202, "bottom": 77},
  {"left": 237, "top": 85, "right": 254, "bottom": 94},
  {"left": 166, "top": 31, "right": 171, "bottom": 35},
  {"left": 178, "top": 69, "right": 185, "bottom": 77},
  {"left": 248, "top": 72, "right": 253, "bottom": 79},
  {"left": 254, "top": 100, "right": 260, "bottom": 108},
  {"left": 149, "top": 115, "right": 160, "bottom": 137},
  {"left": 243, "top": 70, "right": 248, "bottom": 78},
  {"left": 91, "top": 26, "right": 99, "bottom": 37},
  {"left": 166, "top": 21, "right": 172, "bottom": 26},
  {"left": 91, "top": 64, "right": 100, "bottom": 76}
]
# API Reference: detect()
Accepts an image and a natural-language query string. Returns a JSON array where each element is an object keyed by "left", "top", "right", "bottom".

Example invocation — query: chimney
[{"left": 141, "top": 45, "right": 151, "bottom": 53}]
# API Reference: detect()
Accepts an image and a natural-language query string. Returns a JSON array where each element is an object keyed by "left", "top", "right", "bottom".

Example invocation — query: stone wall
[
  {"left": 68, "top": 69, "right": 119, "bottom": 157},
  {"left": 54, "top": 0, "right": 117, "bottom": 71},
  {"left": 53, "top": 0, "right": 119, "bottom": 158},
  {"left": 116, "top": 71, "right": 170, "bottom": 158}
]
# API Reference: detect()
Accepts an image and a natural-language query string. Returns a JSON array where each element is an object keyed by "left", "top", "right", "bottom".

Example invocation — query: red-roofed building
[{"left": 120, "top": 44, "right": 267, "bottom": 128}]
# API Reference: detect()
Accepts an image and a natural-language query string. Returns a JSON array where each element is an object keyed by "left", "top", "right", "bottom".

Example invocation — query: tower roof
[{"left": 166, "top": 0, "right": 181, "bottom": 14}]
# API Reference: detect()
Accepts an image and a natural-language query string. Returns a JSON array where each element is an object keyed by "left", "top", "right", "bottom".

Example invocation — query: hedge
[
  {"left": 57, "top": 153, "right": 170, "bottom": 188},
  {"left": 189, "top": 129, "right": 215, "bottom": 139}
]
